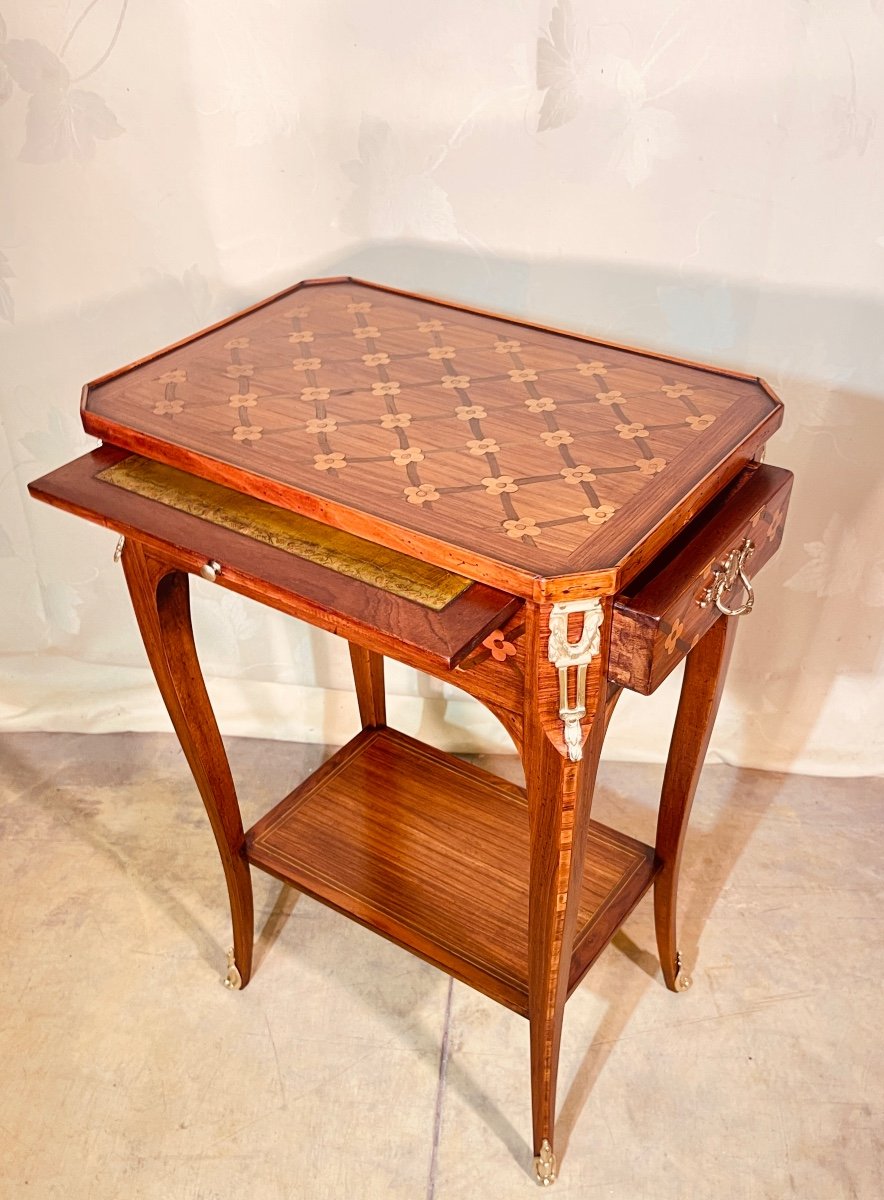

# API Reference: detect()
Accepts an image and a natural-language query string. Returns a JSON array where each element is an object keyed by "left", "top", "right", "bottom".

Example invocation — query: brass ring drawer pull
[{"left": 697, "top": 537, "right": 755, "bottom": 617}]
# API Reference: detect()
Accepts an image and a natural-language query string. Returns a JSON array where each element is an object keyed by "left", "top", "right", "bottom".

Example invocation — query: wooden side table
[{"left": 30, "top": 278, "right": 792, "bottom": 1185}]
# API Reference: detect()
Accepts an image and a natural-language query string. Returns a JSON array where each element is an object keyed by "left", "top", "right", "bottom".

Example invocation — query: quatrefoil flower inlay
[
  {"left": 233, "top": 425, "right": 262, "bottom": 441},
  {"left": 494, "top": 340, "right": 521, "bottom": 353},
  {"left": 372, "top": 381, "right": 401, "bottom": 396},
  {"left": 391, "top": 446, "right": 425, "bottom": 466},
  {"left": 224, "top": 337, "right": 250, "bottom": 349},
  {"left": 685, "top": 414, "right": 716, "bottom": 431},
  {"left": 441, "top": 375, "right": 471, "bottom": 390},
  {"left": 635, "top": 457, "right": 666, "bottom": 475},
  {"left": 482, "top": 475, "right": 518, "bottom": 495},
  {"left": 305, "top": 417, "right": 337, "bottom": 434},
  {"left": 158, "top": 369, "right": 187, "bottom": 384},
  {"left": 615, "top": 422, "right": 649, "bottom": 440},
  {"left": 664, "top": 619, "right": 685, "bottom": 653},
  {"left": 347, "top": 302, "right": 372, "bottom": 313},
  {"left": 427, "top": 346, "right": 456, "bottom": 360},
  {"left": 503, "top": 517, "right": 541, "bottom": 540},
  {"left": 583, "top": 504, "right": 617, "bottom": 525},
  {"left": 289, "top": 331, "right": 314, "bottom": 344},
  {"left": 301, "top": 387, "right": 330, "bottom": 401},
  {"left": 153, "top": 399, "right": 183, "bottom": 415},
  {"left": 596, "top": 390, "right": 622, "bottom": 406},
  {"left": 525, "top": 396, "right": 556, "bottom": 413},
  {"left": 576, "top": 361, "right": 607, "bottom": 377},
  {"left": 508, "top": 368, "right": 537, "bottom": 383},
  {"left": 662, "top": 383, "right": 694, "bottom": 398},
  {"left": 483, "top": 629, "right": 517, "bottom": 661},
  {"left": 362, "top": 352, "right": 390, "bottom": 366},
  {"left": 466, "top": 438, "right": 500, "bottom": 456},
  {"left": 314, "top": 452, "right": 347, "bottom": 471},
  {"left": 455, "top": 405, "right": 487, "bottom": 421},
  {"left": 403, "top": 484, "right": 439, "bottom": 505},
  {"left": 292, "top": 357, "right": 321, "bottom": 371},
  {"left": 560, "top": 465, "right": 596, "bottom": 483},
  {"left": 417, "top": 320, "right": 444, "bottom": 332},
  {"left": 228, "top": 392, "right": 258, "bottom": 408},
  {"left": 541, "top": 430, "right": 573, "bottom": 447},
  {"left": 380, "top": 412, "right": 412, "bottom": 429},
  {"left": 353, "top": 326, "right": 380, "bottom": 339}
]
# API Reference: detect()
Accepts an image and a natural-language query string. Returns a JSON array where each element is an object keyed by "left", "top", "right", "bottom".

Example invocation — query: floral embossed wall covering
[
  {"left": 0, "top": 8, "right": 123, "bottom": 163},
  {"left": 1, "top": 0, "right": 882, "bottom": 774}
]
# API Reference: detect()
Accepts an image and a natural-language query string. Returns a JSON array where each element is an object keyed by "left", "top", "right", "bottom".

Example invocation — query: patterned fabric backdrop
[{"left": 1, "top": 1, "right": 881, "bottom": 774}]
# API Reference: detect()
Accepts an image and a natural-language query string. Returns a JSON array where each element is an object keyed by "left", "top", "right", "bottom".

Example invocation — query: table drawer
[
  {"left": 29, "top": 446, "right": 520, "bottom": 671},
  {"left": 609, "top": 464, "right": 793, "bottom": 695}
]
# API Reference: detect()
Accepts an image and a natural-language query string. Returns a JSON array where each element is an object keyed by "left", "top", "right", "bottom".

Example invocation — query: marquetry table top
[{"left": 82, "top": 278, "right": 782, "bottom": 593}]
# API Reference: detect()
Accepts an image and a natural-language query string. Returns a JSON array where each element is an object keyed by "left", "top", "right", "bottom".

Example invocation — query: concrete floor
[{"left": 0, "top": 731, "right": 881, "bottom": 1200}]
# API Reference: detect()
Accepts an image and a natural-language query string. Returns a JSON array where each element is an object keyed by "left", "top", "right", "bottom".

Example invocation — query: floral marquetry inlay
[
  {"left": 314, "top": 452, "right": 347, "bottom": 471},
  {"left": 482, "top": 629, "right": 517, "bottom": 661},
  {"left": 583, "top": 504, "right": 617, "bottom": 525},
  {"left": 404, "top": 484, "right": 439, "bottom": 505},
  {"left": 457, "top": 614, "right": 526, "bottom": 700},
  {"left": 483, "top": 475, "right": 518, "bottom": 495},
  {"left": 82, "top": 277, "right": 781, "bottom": 579}
]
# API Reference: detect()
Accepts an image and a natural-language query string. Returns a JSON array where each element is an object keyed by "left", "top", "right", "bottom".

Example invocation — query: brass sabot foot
[
  {"left": 534, "top": 1139, "right": 556, "bottom": 1186},
  {"left": 223, "top": 947, "right": 242, "bottom": 990},
  {"left": 674, "top": 950, "right": 692, "bottom": 992}
]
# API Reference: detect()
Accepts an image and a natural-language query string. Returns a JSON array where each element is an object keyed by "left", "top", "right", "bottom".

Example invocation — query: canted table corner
[{"left": 29, "top": 277, "right": 793, "bottom": 1187}]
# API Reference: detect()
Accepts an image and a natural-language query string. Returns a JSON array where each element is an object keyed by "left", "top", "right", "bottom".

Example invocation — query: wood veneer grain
[
  {"left": 99, "top": 453, "right": 471, "bottom": 611},
  {"left": 245, "top": 728, "right": 658, "bottom": 1016},
  {"left": 28, "top": 446, "right": 519, "bottom": 670},
  {"left": 609, "top": 463, "right": 793, "bottom": 693},
  {"left": 80, "top": 276, "right": 783, "bottom": 595}
]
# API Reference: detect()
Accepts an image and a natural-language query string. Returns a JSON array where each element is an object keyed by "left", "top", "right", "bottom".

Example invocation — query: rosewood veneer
[{"left": 30, "top": 277, "right": 792, "bottom": 1186}]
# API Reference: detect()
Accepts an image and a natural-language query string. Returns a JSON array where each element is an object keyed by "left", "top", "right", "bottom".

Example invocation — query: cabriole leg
[
  {"left": 654, "top": 615, "right": 738, "bottom": 991},
  {"left": 523, "top": 600, "right": 610, "bottom": 1185},
  {"left": 121, "top": 540, "right": 254, "bottom": 988}
]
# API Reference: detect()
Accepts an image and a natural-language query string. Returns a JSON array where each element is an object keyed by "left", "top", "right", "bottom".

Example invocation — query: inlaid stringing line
[
  {"left": 501, "top": 339, "right": 609, "bottom": 515},
  {"left": 422, "top": 317, "right": 530, "bottom": 537},
  {"left": 135, "top": 282, "right": 735, "bottom": 552},
  {"left": 223, "top": 330, "right": 263, "bottom": 446},
  {"left": 350, "top": 296, "right": 430, "bottom": 495}
]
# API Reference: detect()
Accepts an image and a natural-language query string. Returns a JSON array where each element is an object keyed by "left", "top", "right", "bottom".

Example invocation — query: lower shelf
[{"left": 245, "top": 728, "right": 659, "bottom": 1015}]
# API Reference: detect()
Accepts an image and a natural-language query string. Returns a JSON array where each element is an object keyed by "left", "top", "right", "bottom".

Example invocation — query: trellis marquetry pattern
[
  {"left": 84, "top": 278, "right": 778, "bottom": 580},
  {"left": 218, "top": 300, "right": 723, "bottom": 549}
]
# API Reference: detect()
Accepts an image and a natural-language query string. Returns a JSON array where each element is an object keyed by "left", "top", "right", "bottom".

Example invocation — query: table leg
[
  {"left": 121, "top": 540, "right": 254, "bottom": 989},
  {"left": 654, "top": 614, "right": 738, "bottom": 992},
  {"left": 523, "top": 600, "right": 609, "bottom": 1185},
  {"left": 348, "top": 644, "right": 386, "bottom": 729}
]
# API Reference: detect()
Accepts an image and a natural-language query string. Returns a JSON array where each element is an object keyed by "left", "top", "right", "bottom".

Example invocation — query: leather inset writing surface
[{"left": 98, "top": 454, "right": 472, "bottom": 611}]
